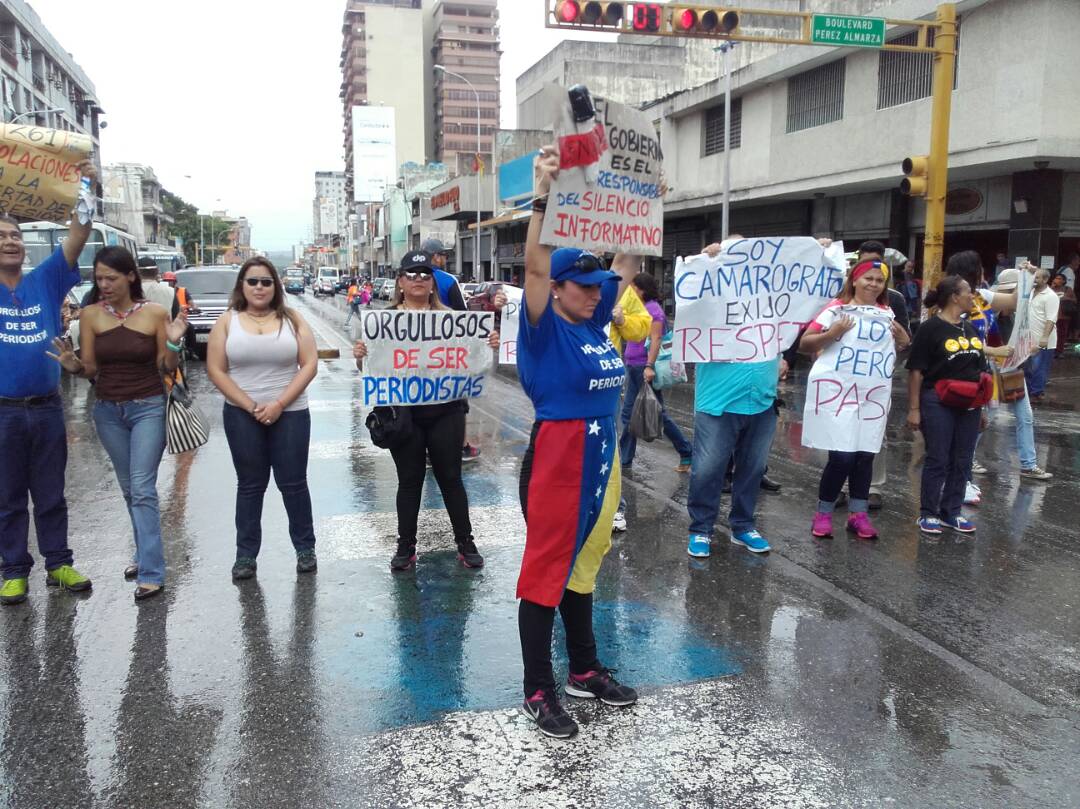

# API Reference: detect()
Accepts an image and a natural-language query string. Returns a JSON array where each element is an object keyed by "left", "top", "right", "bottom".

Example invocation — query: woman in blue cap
[{"left": 514, "top": 145, "right": 641, "bottom": 739}]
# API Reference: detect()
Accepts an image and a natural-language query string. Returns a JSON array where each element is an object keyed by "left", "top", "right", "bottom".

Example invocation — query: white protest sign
[
  {"left": 801, "top": 305, "right": 896, "bottom": 454},
  {"left": 672, "top": 237, "right": 845, "bottom": 363},
  {"left": 1000, "top": 269, "right": 1036, "bottom": 373},
  {"left": 540, "top": 87, "right": 663, "bottom": 256},
  {"left": 498, "top": 285, "right": 523, "bottom": 364},
  {"left": 359, "top": 310, "right": 495, "bottom": 406}
]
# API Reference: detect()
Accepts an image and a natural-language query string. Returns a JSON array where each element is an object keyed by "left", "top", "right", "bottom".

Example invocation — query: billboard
[
  {"left": 352, "top": 106, "right": 397, "bottom": 203},
  {"left": 319, "top": 198, "right": 339, "bottom": 236}
]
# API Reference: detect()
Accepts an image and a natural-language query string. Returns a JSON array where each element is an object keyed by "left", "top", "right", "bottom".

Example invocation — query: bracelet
[
  {"left": 531, "top": 195, "right": 548, "bottom": 213},
  {"left": 166, "top": 340, "right": 182, "bottom": 353}
]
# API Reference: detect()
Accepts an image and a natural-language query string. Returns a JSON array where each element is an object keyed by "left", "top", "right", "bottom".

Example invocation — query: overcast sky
[{"left": 28, "top": 0, "right": 615, "bottom": 252}]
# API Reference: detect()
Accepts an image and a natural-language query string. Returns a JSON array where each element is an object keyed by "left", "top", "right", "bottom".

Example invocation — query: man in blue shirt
[{"left": 0, "top": 165, "right": 97, "bottom": 604}]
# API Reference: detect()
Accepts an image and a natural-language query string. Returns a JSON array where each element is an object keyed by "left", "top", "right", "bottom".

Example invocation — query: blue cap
[{"left": 550, "top": 248, "right": 617, "bottom": 286}]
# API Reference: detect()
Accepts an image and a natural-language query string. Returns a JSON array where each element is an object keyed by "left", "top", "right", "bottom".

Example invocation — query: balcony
[
  {"left": 0, "top": 41, "right": 15, "bottom": 69},
  {"left": 32, "top": 72, "right": 45, "bottom": 92}
]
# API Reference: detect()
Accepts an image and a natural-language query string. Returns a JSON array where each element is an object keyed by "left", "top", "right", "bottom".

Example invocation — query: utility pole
[
  {"left": 436, "top": 65, "right": 483, "bottom": 281},
  {"left": 920, "top": 3, "right": 957, "bottom": 291},
  {"left": 714, "top": 41, "right": 737, "bottom": 241}
]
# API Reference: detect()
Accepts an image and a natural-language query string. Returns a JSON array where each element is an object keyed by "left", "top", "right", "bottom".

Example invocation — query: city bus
[
  {"left": 19, "top": 220, "right": 139, "bottom": 282},
  {"left": 138, "top": 247, "right": 186, "bottom": 275}
]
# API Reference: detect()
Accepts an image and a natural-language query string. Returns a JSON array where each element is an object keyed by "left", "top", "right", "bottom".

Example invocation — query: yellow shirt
[{"left": 609, "top": 285, "right": 652, "bottom": 356}]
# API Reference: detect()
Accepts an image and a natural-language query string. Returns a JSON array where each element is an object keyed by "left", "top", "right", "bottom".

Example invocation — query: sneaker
[
  {"left": 687, "top": 534, "right": 711, "bottom": 558},
  {"left": 461, "top": 443, "right": 481, "bottom": 463},
  {"left": 944, "top": 516, "right": 976, "bottom": 534},
  {"left": 731, "top": 529, "right": 770, "bottom": 554},
  {"left": 456, "top": 538, "right": 484, "bottom": 569},
  {"left": 45, "top": 565, "right": 92, "bottom": 592},
  {"left": 612, "top": 511, "right": 627, "bottom": 533},
  {"left": 676, "top": 458, "right": 692, "bottom": 473},
  {"left": 390, "top": 541, "right": 417, "bottom": 571},
  {"left": 971, "top": 460, "right": 988, "bottom": 475},
  {"left": 867, "top": 492, "right": 884, "bottom": 511},
  {"left": 917, "top": 516, "right": 943, "bottom": 535},
  {"left": 0, "top": 578, "right": 28, "bottom": 605},
  {"left": 811, "top": 512, "right": 833, "bottom": 538},
  {"left": 565, "top": 667, "right": 638, "bottom": 706},
  {"left": 963, "top": 482, "right": 981, "bottom": 505},
  {"left": 296, "top": 550, "right": 318, "bottom": 574},
  {"left": 1020, "top": 466, "right": 1053, "bottom": 481},
  {"left": 846, "top": 512, "right": 879, "bottom": 540},
  {"left": 521, "top": 689, "right": 578, "bottom": 739},
  {"left": 231, "top": 557, "right": 258, "bottom": 581}
]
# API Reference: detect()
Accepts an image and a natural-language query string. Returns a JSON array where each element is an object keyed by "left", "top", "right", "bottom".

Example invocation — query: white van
[{"left": 314, "top": 266, "right": 340, "bottom": 296}]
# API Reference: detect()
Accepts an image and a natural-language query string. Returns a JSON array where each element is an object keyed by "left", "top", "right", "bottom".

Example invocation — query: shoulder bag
[
  {"left": 166, "top": 375, "right": 210, "bottom": 454},
  {"left": 366, "top": 405, "right": 413, "bottom": 449}
]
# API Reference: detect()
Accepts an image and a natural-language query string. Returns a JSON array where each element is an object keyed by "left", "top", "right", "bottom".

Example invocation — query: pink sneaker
[
  {"left": 811, "top": 511, "right": 833, "bottom": 538},
  {"left": 846, "top": 512, "right": 878, "bottom": 540}
]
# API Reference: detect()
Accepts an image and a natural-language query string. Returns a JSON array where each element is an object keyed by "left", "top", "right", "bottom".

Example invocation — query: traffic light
[
  {"left": 901, "top": 155, "right": 929, "bottom": 196},
  {"left": 671, "top": 6, "right": 739, "bottom": 34},
  {"left": 553, "top": 1, "right": 624, "bottom": 26}
]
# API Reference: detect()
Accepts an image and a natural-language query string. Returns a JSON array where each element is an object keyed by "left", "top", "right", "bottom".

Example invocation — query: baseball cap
[
  {"left": 550, "top": 248, "right": 617, "bottom": 286},
  {"left": 399, "top": 251, "right": 434, "bottom": 273},
  {"left": 137, "top": 256, "right": 158, "bottom": 271},
  {"left": 994, "top": 268, "right": 1019, "bottom": 292},
  {"left": 421, "top": 238, "right": 450, "bottom": 255}
]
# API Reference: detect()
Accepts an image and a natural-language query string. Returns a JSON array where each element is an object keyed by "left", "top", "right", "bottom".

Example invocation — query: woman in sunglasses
[
  {"left": 206, "top": 258, "right": 319, "bottom": 580},
  {"left": 513, "top": 145, "right": 641, "bottom": 739},
  {"left": 352, "top": 251, "right": 497, "bottom": 571}
]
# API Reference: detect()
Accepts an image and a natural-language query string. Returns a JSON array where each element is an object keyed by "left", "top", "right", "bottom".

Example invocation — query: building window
[
  {"left": 877, "top": 22, "right": 960, "bottom": 110},
  {"left": 702, "top": 97, "right": 742, "bottom": 156},
  {"left": 786, "top": 59, "right": 845, "bottom": 133}
]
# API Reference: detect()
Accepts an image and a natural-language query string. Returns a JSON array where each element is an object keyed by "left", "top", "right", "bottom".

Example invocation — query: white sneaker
[
  {"left": 970, "top": 460, "right": 988, "bottom": 475},
  {"left": 964, "top": 481, "right": 981, "bottom": 505},
  {"left": 612, "top": 511, "right": 627, "bottom": 533}
]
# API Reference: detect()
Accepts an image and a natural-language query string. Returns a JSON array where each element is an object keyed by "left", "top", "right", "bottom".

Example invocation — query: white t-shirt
[
  {"left": 142, "top": 280, "right": 176, "bottom": 312},
  {"left": 1029, "top": 286, "right": 1060, "bottom": 350}
]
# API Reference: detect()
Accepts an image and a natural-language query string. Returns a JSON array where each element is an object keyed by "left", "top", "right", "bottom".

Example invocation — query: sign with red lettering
[
  {"left": 801, "top": 304, "right": 896, "bottom": 454},
  {"left": 497, "top": 285, "right": 522, "bottom": 364},
  {"left": 431, "top": 186, "right": 461, "bottom": 213},
  {"left": 0, "top": 124, "right": 92, "bottom": 223},
  {"left": 359, "top": 310, "right": 495, "bottom": 406},
  {"left": 540, "top": 87, "right": 663, "bottom": 256},
  {"left": 673, "top": 237, "right": 844, "bottom": 363}
]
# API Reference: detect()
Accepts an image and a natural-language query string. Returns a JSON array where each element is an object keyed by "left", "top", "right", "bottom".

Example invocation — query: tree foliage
[{"left": 162, "top": 190, "right": 236, "bottom": 264}]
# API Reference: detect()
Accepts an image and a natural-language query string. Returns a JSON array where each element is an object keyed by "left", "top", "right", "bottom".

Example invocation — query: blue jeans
[
  {"left": 619, "top": 365, "right": 693, "bottom": 466},
  {"left": 1023, "top": 348, "right": 1053, "bottom": 396},
  {"left": 0, "top": 397, "right": 73, "bottom": 579},
  {"left": 918, "top": 388, "right": 980, "bottom": 521},
  {"left": 93, "top": 396, "right": 167, "bottom": 586},
  {"left": 222, "top": 404, "right": 315, "bottom": 559},
  {"left": 687, "top": 405, "right": 777, "bottom": 536},
  {"left": 1008, "top": 384, "right": 1037, "bottom": 470}
]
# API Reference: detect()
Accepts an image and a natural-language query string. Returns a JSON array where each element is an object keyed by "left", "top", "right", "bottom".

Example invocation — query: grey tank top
[{"left": 225, "top": 311, "right": 308, "bottom": 411}]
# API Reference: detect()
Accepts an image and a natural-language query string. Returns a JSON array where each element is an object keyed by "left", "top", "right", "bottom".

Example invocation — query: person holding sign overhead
[
  {"left": 352, "top": 251, "right": 499, "bottom": 572},
  {"left": 798, "top": 260, "right": 909, "bottom": 541},
  {"left": 514, "top": 145, "right": 640, "bottom": 740}
]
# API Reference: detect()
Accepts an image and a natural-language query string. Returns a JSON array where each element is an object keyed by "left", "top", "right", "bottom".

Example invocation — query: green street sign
[{"left": 811, "top": 14, "right": 886, "bottom": 48}]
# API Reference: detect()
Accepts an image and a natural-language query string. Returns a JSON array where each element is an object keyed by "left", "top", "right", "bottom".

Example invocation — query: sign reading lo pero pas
[{"left": 360, "top": 309, "right": 496, "bottom": 406}]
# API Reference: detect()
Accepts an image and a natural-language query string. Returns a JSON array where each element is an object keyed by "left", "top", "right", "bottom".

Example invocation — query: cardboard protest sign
[
  {"left": 359, "top": 310, "right": 495, "bottom": 406},
  {"left": 540, "top": 86, "right": 663, "bottom": 256},
  {"left": 1000, "top": 269, "right": 1036, "bottom": 373},
  {"left": 672, "top": 237, "right": 845, "bottom": 363},
  {"left": 0, "top": 124, "right": 92, "bottom": 222},
  {"left": 801, "top": 305, "right": 896, "bottom": 454},
  {"left": 498, "top": 285, "right": 523, "bottom": 364}
]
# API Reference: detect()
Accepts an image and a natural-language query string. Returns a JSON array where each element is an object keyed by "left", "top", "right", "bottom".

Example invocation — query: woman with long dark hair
[
  {"left": 48, "top": 246, "right": 188, "bottom": 601},
  {"left": 206, "top": 258, "right": 319, "bottom": 580},
  {"left": 618, "top": 271, "right": 692, "bottom": 470},
  {"left": 798, "top": 259, "right": 909, "bottom": 540}
]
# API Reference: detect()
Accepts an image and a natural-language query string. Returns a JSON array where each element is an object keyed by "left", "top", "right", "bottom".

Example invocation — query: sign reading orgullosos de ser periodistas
[
  {"left": 0, "top": 124, "right": 92, "bottom": 222},
  {"left": 540, "top": 86, "right": 664, "bottom": 256},
  {"left": 359, "top": 309, "right": 496, "bottom": 406}
]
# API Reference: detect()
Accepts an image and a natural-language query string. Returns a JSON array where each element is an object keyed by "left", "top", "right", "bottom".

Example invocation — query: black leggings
[
  {"left": 389, "top": 404, "right": 472, "bottom": 544},
  {"left": 519, "top": 590, "right": 600, "bottom": 697},
  {"left": 818, "top": 450, "right": 874, "bottom": 506}
]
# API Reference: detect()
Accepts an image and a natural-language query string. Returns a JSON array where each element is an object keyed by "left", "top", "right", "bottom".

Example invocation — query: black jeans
[
  {"left": 519, "top": 590, "right": 600, "bottom": 697},
  {"left": 223, "top": 404, "right": 316, "bottom": 559},
  {"left": 919, "top": 388, "right": 980, "bottom": 520},
  {"left": 389, "top": 404, "right": 472, "bottom": 545},
  {"left": 817, "top": 451, "right": 874, "bottom": 513}
]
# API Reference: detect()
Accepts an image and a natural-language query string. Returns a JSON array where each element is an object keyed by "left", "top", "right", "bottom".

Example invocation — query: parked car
[
  {"left": 461, "top": 282, "right": 479, "bottom": 302},
  {"left": 314, "top": 267, "right": 338, "bottom": 297},
  {"left": 372, "top": 277, "right": 392, "bottom": 301},
  {"left": 467, "top": 282, "right": 517, "bottom": 312},
  {"left": 171, "top": 267, "right": 239, "bottom": 359},
  {"left": 284, "top": 270, "right": 305, "bottom": 295}
]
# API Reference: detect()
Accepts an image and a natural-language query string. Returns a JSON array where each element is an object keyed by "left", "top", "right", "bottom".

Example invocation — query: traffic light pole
[{"left": 922, "top": 3, "right": 957, "bottom": 292}]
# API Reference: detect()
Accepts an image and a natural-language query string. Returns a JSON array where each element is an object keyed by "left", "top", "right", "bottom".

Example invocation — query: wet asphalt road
[{"left": 2, "top": 289, "right": 1079, "bottom": 808}]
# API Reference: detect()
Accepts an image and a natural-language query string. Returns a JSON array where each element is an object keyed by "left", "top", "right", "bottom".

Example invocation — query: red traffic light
[
  {"left": 674, "top": 6, "right": 739, "bottom": 34},
  {"left": 677, "top": 9, "right": 697, "bottom": 31},
  {"left": 556, "top": 0, "right": 580, "bottom": 23}
]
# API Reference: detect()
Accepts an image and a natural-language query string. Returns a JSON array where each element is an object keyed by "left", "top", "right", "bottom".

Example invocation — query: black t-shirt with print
[{"left": 906, "top": 315, "right": 986, "bottom": 388}]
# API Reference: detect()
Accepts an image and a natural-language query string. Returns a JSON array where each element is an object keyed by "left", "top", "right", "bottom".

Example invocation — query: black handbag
[{"left": 365, "top": 406, "right": 412, "bottom": 449}]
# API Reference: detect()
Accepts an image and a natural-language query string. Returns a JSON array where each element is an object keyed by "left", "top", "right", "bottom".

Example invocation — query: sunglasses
[
  {"left": 400, "top": 271, "right": 433, "bottom": 281},
  {"left": 573, "top": 253, "right": 606, "bottom": 272},
  {"left": 245, "top": 277, "right": 275, "bottom": 288}
]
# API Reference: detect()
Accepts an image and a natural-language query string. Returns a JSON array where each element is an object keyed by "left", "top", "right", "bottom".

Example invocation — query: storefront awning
[{"left": 468, "top": 209, "right": 532, "bottom": 231}]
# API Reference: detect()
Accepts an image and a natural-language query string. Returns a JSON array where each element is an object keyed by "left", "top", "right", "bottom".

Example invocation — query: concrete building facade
[
  {"left": 313, "top": 170, "right": 348, "bottom": 240},
  {"left": 102, "top": 163, "right": 172, "bottom": 248}
]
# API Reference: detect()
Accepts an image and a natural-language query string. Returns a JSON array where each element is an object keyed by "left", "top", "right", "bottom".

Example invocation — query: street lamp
[
  {"left": 434, "top": 64, "right": 483, "bottom": 280},
  {"left": 7, "top": 106, "right": 64, "bottom": 125},
  {"left": 714, "top": 42, "right": 737, "bottom": 240}
]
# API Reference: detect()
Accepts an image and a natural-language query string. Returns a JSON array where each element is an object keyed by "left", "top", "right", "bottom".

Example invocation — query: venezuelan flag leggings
[{"left": 517, "top": 416, "right": 621, "bottom": 697}]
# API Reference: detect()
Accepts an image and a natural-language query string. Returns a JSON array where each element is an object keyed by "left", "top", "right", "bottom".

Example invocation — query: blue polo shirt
[
  {"left": 694, "top": 357, "right": 779, "bottom": 416},
  {"left": 0, "top": 248, "right": 80, "bottom": 398}
]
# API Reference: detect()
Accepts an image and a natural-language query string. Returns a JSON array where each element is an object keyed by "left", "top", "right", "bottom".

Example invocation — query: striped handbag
[{"left": 165, "top": 376, "right": 210, "bottom": 454}]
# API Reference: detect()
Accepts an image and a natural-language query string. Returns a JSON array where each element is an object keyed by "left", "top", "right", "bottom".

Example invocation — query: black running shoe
[
  {"left": 565, "top": 667, "right": 638, "bottom": 706},
  {"left": 456, "top": 538, "right": 484, "bottom": 569},
  {"left": 390, "top": 541, "right": 417, "bottom": 572},
  {"left": 522, "top": 689, "right": 578, "bottom": 739}
]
